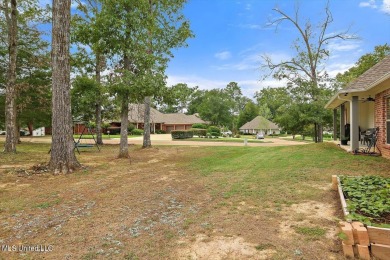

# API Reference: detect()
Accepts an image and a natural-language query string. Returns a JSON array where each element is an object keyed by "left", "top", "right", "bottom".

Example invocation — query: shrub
[
  {"left": 211, "top": 132, "right": 220, "bottom": 137},
  {"left": 192, "top": 123, "right": 207, "bottom": 129},
  {"left": 190, "top": 128, "right": 207, "bottom": 137},
  {"left": 171, "top": 130, "right": 193, "bottom": 139},
  {"left": 234, "top": 134, "right": 241, "bottom": 138},
  {"left": 207, "top": 126, "right": 221, "bottom": 136},
  {"left": 128, "top": 123, "right": 135, "bottom": 133},
  {"left": 206, "top": 133, "right": 212, "bottom": 138},
  {"left": 131, "top": 129, "right": 144, "bottom": 135}
]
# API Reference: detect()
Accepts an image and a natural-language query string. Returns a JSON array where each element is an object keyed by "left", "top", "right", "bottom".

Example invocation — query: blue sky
[{"left": 165, "top": 0, "right": 390, "bottom": 98}]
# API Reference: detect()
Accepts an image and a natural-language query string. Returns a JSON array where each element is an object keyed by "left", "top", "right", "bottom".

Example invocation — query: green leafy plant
[
  {"left": 127, "top": 123, "right": 136, "bottom": 133},
  {"left": 171, "top": 130, "right": 193, "bottom": 139},
  {"left": 339, "top": 175, "right": 390, "bottom": 225},
  {"left": 190, "top": 128, "right": 207, "bottom": 137},
  {"left": 207, "top": 126, "right": 221, "bottom": 136},
  {"left": 192, "top": 123, "right": 207, "bottom": 129},
  {"left": 131, "top": 129, "right": 144, "bottom": 135}
]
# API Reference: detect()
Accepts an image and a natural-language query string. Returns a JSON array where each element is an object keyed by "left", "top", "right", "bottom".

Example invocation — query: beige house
[
  {"left": 325, "top": 55, "right": 390, "bottom": 159},
  {"left": 239, "top": 116, "right": 280, "bottom": 135},
  {"left": 128, "top": 104, "right": 206, "bottom": 133}
]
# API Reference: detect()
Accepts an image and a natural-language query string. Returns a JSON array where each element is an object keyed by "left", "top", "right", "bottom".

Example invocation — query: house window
[{"left": 387, "top": 98, "right": 390, "bottom": 144}]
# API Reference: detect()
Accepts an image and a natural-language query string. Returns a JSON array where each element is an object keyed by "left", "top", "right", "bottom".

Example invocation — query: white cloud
[
  {"left": 359, "top": 0, "right": 378, "bottom": 8},
  {"left": 237, "top": 23, "right": 271, "bottom": 30},
  {"left": 240, "top": 79, "right": 288, "bottom": 98},
  {"left": 327, "top": 42, "right": 361, "bottom": 52},
  {"left": 166, "top": 75, "right": 287, "bottom": 99},
  {"left": 166, "top": 75, "right": 227, "bottom": 90},
  {"left": 213, "top": 51, "right": 270, "bottom": 72},
  {"left": 214, "top": 51, "right": 232, "bottom": 60},
  {"left": 359, "top": 0, "right": 390, "bottom": 13},
  {"left": 213, "top": 54, "right": 260, "bottom": 71},
  {"left": 326, "top": 62, "right": 356, "bottom": 77},
  {"left": 381, "top": 0, "right": 390, "bottom": 13}
]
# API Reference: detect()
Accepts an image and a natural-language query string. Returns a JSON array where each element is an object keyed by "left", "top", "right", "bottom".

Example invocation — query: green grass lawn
[
  {"left": 73, "top": 134, "right": 140, "bottom": 139},
  {"left": 279, "top": 135, "right": 334, "bottom": 142},
  {"left": 173, "top": 137, "right": 271, "bottom": 143},
  {"left": 186, "top": 143, "right": 389, "bottom": 203}
]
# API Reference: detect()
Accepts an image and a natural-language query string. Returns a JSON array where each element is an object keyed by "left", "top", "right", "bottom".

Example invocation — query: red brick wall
[{"left": 375, "top": 89, "right": 390, "bottom": 159}]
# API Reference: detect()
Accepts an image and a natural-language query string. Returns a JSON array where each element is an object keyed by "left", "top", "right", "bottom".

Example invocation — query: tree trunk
[
  {"left": 95, "top": 53, "right": 103, "bottom": 145},
  {"left": 49, "top": 0, "right": 80, "bottom": 174},
  {"left": 142, "top": 0, "right": 153, "bottom": 149},
  {"left": 4, "top": 0, "right": 18, "bottom": 153},
  {"left": 118, "top": 53, "right": 131, "bottom": 158},
  {"left": 95, "top": 103, "right": 102, "bottom": 145},
  {"left": 143, "top": 96, "right": 152, "bottom": 148},
  {"left": 28, "top": 122, "right": 33, "bottom": 136},
  {"left": 318, "top": 124, "right": 323, "bottom": 142},
  {"left": 118, "top": 96, "right": 129, "bottom": 158}
]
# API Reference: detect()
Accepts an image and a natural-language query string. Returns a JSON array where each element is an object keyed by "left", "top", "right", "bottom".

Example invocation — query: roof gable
[{"left": 239, "top": 116, "right": 279, "bottom": 130}]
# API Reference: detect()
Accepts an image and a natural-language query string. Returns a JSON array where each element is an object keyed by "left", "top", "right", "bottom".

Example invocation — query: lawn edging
[{"left": 332, "top": 175, "right": 390, "bottom": 260}]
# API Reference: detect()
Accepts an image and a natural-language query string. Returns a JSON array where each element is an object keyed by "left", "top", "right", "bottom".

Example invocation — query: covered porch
[
  {"left": 326, "top": 55, "right": 390, "bottom": 158},
  {"left": 326, "top": 91, "right": 377, "bottom": 153}
]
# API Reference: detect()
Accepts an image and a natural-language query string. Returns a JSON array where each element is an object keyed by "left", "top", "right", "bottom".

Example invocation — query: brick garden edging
[{"left": 332, "top": 175, "right": 390, "bottom": 259}]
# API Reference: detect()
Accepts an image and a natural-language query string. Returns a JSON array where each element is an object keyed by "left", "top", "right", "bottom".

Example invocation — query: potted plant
[{"left": 341, "top": 136, "right": 348, "bottom": 145}]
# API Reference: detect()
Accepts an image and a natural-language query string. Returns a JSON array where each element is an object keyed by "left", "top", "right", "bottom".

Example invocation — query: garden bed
[{"left": 332, "top": 175, "right": 390, "bottom": 259}]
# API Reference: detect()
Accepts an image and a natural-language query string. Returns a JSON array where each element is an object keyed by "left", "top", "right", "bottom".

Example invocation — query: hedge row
[
  {"left": 190, "top": 128, "right": 207, "bottom": 137},
  {"left": 171, "top": 130, "right": 194, "bottom": 139}
]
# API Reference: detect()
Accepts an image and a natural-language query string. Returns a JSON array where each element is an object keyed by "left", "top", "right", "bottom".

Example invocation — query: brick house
[
  {"left": 325, "top": 55, "right": 390, "bottom": 159},
  {"left": 127, "top": 104, "right": 206, "bottom": 133}
]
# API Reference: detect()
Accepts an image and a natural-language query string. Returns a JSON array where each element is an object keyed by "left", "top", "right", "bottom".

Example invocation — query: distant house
[
  {"left": 239, "top": 116, "right": 280, "bottom": 135},
  {"left": 127, "top": 104, "right": 206, "bottom": 133},
  {"left": 325, "top": 55, "right": 390, "bottom": 159}
]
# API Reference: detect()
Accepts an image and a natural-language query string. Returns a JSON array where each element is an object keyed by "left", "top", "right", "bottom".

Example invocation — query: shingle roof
[
  {"left": 128, "top": 104, "right": 165, "bottom": 123},
  {"left": 344, "top": 55, "right": 390, "bottom": 91},
  {"left": 325, "top": 55, "right": 390, "bottom": 109},
  {"left": 163, "top": 113, "right": 206, "bottom": 124},
  {"left": 128, "top": 104, "right": 206, "bottom": 124},
  {"left": 239, "top": 116, "right": 279, "bottom": 130}
]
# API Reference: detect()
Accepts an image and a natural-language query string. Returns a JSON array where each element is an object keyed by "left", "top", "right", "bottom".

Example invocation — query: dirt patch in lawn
[
  {"left": 176, "top": 234, "right": 276, "bottom": 259},
  {"left": 278, "top": 200, "right": 338, "bottom": 241},
  {"left": 0, "top": 143, "right": 366, "bottom": 259}
]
